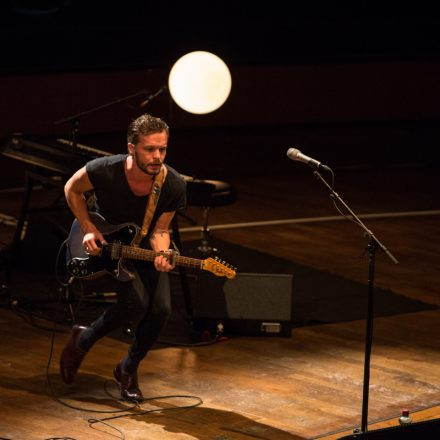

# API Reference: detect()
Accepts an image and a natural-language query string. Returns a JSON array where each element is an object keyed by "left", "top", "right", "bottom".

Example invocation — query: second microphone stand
[{"left": 54, "top": 86, "right": 167, "bottom": 149}]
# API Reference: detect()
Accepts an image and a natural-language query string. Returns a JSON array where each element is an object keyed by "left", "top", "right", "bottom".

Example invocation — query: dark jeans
[{"left": 78, "top": 264, "right": 171, "bottom": 372}]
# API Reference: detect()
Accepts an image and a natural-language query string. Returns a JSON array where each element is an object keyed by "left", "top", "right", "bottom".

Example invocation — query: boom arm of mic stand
[
  {"left": 312, "top": 171, "right": 398, "bottom": 264},
  {"left": 312, "top": 169, "right": 398, "bottom": 434}
]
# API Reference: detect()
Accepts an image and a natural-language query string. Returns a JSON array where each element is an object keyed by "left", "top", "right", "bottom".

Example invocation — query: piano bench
[{"left": 184, "top": 178, "right": 237, "bottom": 254}]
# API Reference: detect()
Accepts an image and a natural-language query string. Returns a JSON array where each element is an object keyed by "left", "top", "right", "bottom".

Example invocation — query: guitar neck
[{"left": 119, "top": 245, "right": 203, "bottom": 269}]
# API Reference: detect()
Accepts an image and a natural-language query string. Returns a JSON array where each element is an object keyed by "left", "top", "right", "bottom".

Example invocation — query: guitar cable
[
  {"left": 8, "top": 237, "right": 75, "bottom": 332},
  {"left": 43, "top": 312, "right": 203, "bottom": 440},
  {"left": 55, "top": 237, "right": 73, "bottom": 288}
]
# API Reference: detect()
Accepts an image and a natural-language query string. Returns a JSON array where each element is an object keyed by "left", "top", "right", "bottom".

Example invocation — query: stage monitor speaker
[
  {"left": 337, "top": 418, "right": 440, "bottom": 439},
  {"left": 192, "top": 272, "right": 294, "bottom": 337}
]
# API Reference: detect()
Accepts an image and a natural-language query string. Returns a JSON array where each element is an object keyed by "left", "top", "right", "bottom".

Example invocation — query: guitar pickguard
[{"left": 66, "top": 212, "right": 140, "bottom": 281}]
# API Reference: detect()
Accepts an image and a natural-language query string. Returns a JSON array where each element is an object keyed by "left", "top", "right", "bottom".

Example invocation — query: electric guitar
[{"left": 66, "top": 212, "right": 236, "bottom": 282}]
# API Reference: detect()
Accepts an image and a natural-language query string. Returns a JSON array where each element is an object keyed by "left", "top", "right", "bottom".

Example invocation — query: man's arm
[
  {"left": 149, "top": 211, "right": 176, "bottom": 272},
  {"left": 64, "top": 166, "right": 105, "bottom": 255}
]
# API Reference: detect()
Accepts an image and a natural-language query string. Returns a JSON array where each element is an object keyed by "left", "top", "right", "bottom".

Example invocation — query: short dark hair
[{"left": 127, "top": 113, "right": 169, "bottom": 145}]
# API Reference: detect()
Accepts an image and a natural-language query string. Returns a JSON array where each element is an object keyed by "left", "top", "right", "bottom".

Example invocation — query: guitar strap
[{"left": 133, "top": 164, "right": 166, "bottom": 245}]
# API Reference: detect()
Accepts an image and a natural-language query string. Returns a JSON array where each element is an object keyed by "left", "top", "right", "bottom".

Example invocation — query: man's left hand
[{"left": 154, "top": 251, "right": 174, "bottom": 272}]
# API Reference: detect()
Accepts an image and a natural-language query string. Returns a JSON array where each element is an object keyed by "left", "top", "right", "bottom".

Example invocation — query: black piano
[
  {"left": 1, "top": 133, "right": 112, "bottom": 177},
  {"left": 0, "top": 134, "right": 114, "bottom": 275},
  {"left": 1, "top": 133, "right": 236, "bottom": 209}
]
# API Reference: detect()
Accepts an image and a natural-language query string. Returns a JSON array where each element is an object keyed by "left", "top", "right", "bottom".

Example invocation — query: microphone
[
  {"left": 286, "top": 148, "right": 331, "bottom": 172},
  {"left": 139, "top": 85, "right": 168, "bottom": 107}
]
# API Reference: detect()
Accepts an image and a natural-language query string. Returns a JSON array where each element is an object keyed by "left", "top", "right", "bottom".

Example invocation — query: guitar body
[{"left": 67, "top": 212, "right": 140, "bottom": 281}]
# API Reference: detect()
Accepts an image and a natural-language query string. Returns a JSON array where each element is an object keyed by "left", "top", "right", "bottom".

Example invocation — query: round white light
[{"left": 168, "top": 51, "right": 232, "bottom": 114}]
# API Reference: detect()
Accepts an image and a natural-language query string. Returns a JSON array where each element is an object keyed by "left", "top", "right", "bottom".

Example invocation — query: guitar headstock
[{"left": 202, "top": 257, "right": 237, "bottom": 279}]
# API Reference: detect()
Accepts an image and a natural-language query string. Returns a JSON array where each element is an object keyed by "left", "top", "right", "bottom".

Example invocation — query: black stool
[{"left": 185, "top": 178, "right": 237, "bottom": 254}]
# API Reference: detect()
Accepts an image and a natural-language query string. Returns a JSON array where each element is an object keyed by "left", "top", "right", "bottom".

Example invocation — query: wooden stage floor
[{"left": 0, "top": 164, "right": 439, "bottom": 439}]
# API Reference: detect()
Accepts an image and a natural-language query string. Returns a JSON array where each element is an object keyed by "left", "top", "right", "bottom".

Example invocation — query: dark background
[{"left": 1, "top": 1, "right": 440, "bottom": 182}]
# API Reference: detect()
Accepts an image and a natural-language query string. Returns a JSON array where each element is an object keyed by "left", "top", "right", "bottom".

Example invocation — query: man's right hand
[{"left": 83, "top": 231, "right": 106, "bottom": 255}]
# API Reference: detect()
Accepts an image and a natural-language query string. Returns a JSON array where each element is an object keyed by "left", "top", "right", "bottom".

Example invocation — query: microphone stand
[
  {"left": 312, "top": 169, "right": 398, "bottom": 435},
  {"left": 54, "top": 87, "right": 167, "bottom": 148}
]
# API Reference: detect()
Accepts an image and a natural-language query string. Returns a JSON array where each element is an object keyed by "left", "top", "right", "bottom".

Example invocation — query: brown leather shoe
[
  {"left": 113, "top": 361, "right": 144, "bottom": 402},
  {"left": 60, "top": 325, "right": 88, "bottom": 384}
]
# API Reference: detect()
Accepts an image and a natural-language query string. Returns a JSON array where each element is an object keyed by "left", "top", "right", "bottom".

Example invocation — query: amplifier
[{"left": 192, "top": 272, "right": 294, "bottom": 337}]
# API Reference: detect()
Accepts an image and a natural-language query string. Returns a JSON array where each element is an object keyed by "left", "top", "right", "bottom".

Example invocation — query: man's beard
[{"left": 134, "top": 151, "right": 161, "bottom": 176}]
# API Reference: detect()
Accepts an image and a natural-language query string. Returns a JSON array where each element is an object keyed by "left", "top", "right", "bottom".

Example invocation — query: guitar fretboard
[{"left": 113, "top": 244, "right": 203, "bottom": 269}]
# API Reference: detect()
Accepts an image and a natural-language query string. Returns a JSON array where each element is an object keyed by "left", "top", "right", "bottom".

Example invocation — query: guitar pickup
[{"left": 110, "top": 242, "right": 123, "bottom": 259}]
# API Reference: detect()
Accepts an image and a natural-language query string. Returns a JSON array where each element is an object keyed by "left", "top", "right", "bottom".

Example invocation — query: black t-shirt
[{"left": 85, "top": 154, "right": 186, "bottom": 237}]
